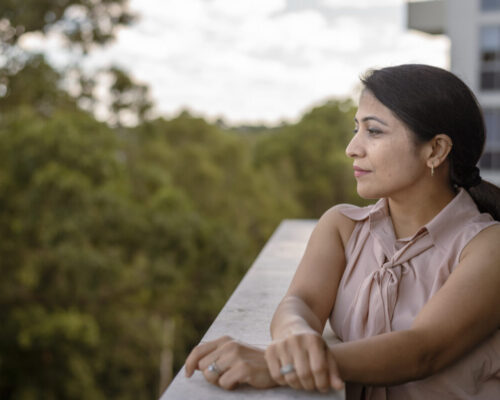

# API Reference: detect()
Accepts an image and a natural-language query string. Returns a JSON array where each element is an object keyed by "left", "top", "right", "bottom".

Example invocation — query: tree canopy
[
  {"left": 0, "top": 1, "right": 362, "bottom": 399},
  {"left": 0, "top": 0, "right": 134, "bottom": 51}
]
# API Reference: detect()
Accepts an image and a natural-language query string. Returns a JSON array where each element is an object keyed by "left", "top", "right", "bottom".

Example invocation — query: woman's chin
[{"left": 356, "top": 185, "right": 381, "bottom": 200}]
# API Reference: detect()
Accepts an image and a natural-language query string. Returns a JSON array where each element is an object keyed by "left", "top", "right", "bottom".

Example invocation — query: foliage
[
  {"left": 0, "top": 0, "right": 143, "bottom": 128},
  {"left": 0, "top": 0, "right": 134, "bottom": 51},
  {"left": 0, "top": 2, "right": 361, "bottom": 398},
  {"left": 0, "top": 68, "right": 360, "bottom": 399},
  {"left": 0, "top": 54, "right": 76, "bottom": 115},
  {"left": 0, "top": 106, "right": 157, "bottom": 399},
  {"left": 254, "top": 100, "right": 362, "bottom": 217}
]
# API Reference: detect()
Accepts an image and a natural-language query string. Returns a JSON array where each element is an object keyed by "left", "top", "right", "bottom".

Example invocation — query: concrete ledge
[{"left": 160, "top": 220, "right": 345, "bottom": 400}]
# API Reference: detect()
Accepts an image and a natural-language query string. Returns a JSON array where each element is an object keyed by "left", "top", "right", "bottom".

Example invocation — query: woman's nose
[{"left": 345, "top": 133, "right": 363, "bottom": 159}]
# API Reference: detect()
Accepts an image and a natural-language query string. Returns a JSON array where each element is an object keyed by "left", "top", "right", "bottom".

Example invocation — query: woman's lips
[{"left": 353, "top": 166, "right": 371, "bottom": 178}]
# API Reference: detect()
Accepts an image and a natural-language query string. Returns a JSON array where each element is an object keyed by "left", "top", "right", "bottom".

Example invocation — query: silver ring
[
  {"left": 279, "top": 363, "right": 295, "bottom": 375},
  {"left": 207, "top": 361, "right": 221, "bottom": 375}
]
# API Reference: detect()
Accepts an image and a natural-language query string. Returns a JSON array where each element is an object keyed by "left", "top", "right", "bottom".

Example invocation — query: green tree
[
  {"left": 0, "top": 2, "right": 364, "bottom": 396},
  {"left": 0, "top": 104, "right": 206, "bottom": 399},
  {"left": 127, "top": 112, "right": 302, "bottom": 373},
  {"left": 108, "top": 67, "right": 153, "bottom": 126},
  {"left": 0, "top": 54, "right": 76, "bottom": 114},
  {"left": 0, "top": 0, "right": 134, "bottom": 51},
  {"left": 0, "top": 0, "right": 140, "bottom": 127},
  {"left": 254, "top": 99, "right": 363, "bottom": 216}
]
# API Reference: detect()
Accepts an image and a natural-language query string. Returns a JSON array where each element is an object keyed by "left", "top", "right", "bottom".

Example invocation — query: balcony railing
[{"left": 160, "top": 220, "right": 345, "bottom": 400}]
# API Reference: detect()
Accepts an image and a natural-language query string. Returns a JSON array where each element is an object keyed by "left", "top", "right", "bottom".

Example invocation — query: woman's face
[{"left": 346, "top": 90, "right": 428, "bottom": 199}]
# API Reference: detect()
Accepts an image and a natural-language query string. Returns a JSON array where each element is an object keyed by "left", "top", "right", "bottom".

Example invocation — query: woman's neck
[{"left": 387, "top": 183, "right": 457, "bottom": 239}]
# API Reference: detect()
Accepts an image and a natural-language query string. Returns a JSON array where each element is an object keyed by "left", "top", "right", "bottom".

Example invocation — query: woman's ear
[{"left": 426, "top": 134, "right": 453, "bottom": 169}]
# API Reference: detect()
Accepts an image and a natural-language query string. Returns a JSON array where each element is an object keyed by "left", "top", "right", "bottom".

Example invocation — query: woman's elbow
[
  {"left": 412, "top": 349, "right": 438, "bottom": 381},
  {"left": 409, "top": 331, "right": 448, "bottom": 381}
]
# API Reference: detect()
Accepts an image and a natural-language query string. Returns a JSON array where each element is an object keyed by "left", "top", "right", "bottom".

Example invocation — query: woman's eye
[
  {"left": 367, "top": 128, "right": 382, "bottom": 135},
  {"left": 352, "top": 126, "right": 382, "bottom": 135}
]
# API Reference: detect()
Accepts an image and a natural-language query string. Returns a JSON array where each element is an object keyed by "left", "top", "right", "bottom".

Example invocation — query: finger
[
  {"left": 185, "top": 336, "right": 231, "bottom": 377},
  {"left": 202, "top": 359, "right": 224, "bottom": 386},
  {"left": 198, "top": 337, "right": 241, "bottom": 371},
  {"left": 218, "top": 360, "right": 245, "bottom": 391},
  {"left": 279, "top": 352, "right": 302, "bottom": 390},
  {"left": 327, "top": 350, "right": 344, "bottom": 390},
  {"left": 293, "top": 349, "right": 315, "bottom": 391},
  {"left": 201, "top": 351, "right": 232, "bottom": 386},
  {"left": 185, "top": 343, "right": 214, "bottom": 377},
  {"left": 309, "top": 343, "right": 330, "bottom": 393},
  {"left": 265, "top": 345, "right": 286, "bottom": 386},
  {"left": 198, "top": 350, "right": 221, "bottom": 372},
  {"left": 219, "top": 359, "right": 274, "bottom": 390},
  {"left": 200, "top": 344, "right": 237, "bottom": 386}
]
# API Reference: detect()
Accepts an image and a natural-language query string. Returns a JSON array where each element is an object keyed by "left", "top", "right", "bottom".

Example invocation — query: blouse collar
[{"left": 340, "top": 188, "right": 481, "bottom": 252}]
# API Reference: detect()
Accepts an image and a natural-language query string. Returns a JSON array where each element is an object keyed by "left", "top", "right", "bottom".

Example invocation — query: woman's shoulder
[
  {"left": 324, "top": 202, "right": 377, "bottom": 225},
  {"left": 319, "top": 203, "right": 372, "bottom": 249},
  {"left": 460, "top": 222, "right": 500, "bottom": 262},
  {"left": 321, "top": 203, "right": 371, "bottom": 222}
]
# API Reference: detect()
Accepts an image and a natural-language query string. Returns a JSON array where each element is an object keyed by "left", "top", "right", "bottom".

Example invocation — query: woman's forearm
[
  {"left": 267, "top": 295, "right": 345, "bottom": 391},
  {"left": 271, "top": 296, "right": 436, "bottom": 386},
  {"left": 270, "top": 295, "right": 325, "bottom": 339},
  {"left": 330, "top": 329, "right": 432, "bottom": 385}
]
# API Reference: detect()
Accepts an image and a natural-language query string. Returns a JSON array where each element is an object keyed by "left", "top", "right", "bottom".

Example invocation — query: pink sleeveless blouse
[{"left": 330, "top": 188, "right": 500, "bottom": 399}]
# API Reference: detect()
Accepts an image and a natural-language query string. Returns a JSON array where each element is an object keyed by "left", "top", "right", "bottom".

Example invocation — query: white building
[{"left": 407, "top": 0, "right": 500, "bottom": 185}]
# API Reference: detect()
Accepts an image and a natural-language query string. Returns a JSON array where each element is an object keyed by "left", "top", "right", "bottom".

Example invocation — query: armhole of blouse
[
  {"left": 457, "top": 220, "right": 500, "bottom": 264},
  {"left": 343, "top": 219, "right": 364, "bottom": 260},
  {"left": 334, "top": 204, "right": 367, "bottom": 259}
]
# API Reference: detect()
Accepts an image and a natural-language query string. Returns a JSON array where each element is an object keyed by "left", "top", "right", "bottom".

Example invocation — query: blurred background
[{"left": 4, "top": 0, "right": 492, "bottom": 399}]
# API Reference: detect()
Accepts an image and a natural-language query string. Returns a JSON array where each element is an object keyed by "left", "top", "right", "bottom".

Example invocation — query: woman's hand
[
  {"left": 185, "top": 336, "right": 277, "bottom": 390},
  {"left": 265, "top": 331, "right": 344, "bottom": 392}
]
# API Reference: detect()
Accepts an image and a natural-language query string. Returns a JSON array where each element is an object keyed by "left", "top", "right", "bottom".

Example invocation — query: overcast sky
[{"left": 28, "top": 0, "right": 450, "bottom": 125}]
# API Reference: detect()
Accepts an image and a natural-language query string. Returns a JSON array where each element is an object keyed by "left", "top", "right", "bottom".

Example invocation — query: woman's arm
[
  {"left": 329, "top": 224, "right": 500, "bottom": 385},
  {"left": 184, "top": 206, "right": 354, "bottom": 392},
  {"left": 271, "top": 206, "right": 355, "bottom": 337},
  {"left": 265, "top": 206, "right": 356, "bottom": 391}
]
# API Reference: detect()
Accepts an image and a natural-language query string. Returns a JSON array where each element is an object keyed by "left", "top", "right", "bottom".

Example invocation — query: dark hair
[{"left": 361, "top": 64, "right": 500, "bottom": 221}]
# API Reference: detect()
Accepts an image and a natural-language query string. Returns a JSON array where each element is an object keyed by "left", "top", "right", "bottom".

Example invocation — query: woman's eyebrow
[{"left": 354, "top": 116, "right": 389, "bottom": 126}]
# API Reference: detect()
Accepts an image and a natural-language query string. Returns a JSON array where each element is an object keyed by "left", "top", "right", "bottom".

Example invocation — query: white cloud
[
  {"left": 76, "top": 0, "right": 449, "bottom": 124},
  {"left": 321, "top": 0, "right": 402, "bottom": 9},
  {"left": 209, "top": 0, "right": 286, "bottom": 18},
  {"left": 143, "top": 0, "right": 206, "bottom": 25}
]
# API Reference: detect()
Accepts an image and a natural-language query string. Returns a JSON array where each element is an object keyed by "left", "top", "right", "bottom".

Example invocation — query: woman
[{"left": 185, "top": 64, "right": 500, "bottom": 399}]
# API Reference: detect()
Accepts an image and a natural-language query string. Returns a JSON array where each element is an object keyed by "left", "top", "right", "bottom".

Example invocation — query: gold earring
[{"left": 431, "top": 164, "right": 435, "bottom": 177}]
